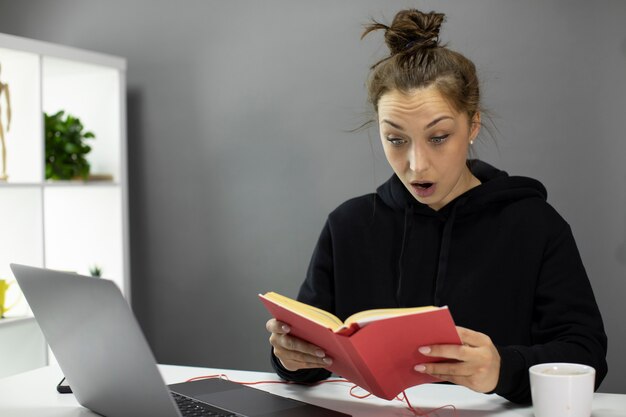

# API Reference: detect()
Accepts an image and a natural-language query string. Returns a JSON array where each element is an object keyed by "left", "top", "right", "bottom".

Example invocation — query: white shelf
[
  {"left": 0, "top": 187, "right": 44, "bottom": 294},
  {"left": 0, "top": 316, "right": 36, "bottom": 327},
  {"left": 0, "top": 32, "right": 129, "bottom": 371},
  {"left": 43, "top": 56, "right": 122, "bottom": 181},
  {"left": 0, "top": 316, "right": 46, "bottom": 378},
  {"left": 44, "top": 186, "right": 125, "bottom": 291},
  {"left": 0, "top": 45, "right": 41, "bottom": 182},
  {"left": 42, "top": 181, "right": 121, "bottom": 187}
]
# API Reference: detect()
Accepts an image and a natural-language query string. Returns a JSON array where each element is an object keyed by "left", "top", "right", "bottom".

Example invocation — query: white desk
[{"left": 0, "top": 364, "right": 624, "bottom": 417}]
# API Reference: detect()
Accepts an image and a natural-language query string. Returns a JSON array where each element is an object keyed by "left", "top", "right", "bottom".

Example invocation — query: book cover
[{"left": 259, "top": 292, "right": 462, "bottom": 400}]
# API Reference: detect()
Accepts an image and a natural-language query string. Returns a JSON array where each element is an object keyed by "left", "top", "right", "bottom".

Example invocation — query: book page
[
  {"left": 344, "top": 305, "right": 441, "bottom": 328},
  {"left": 261, "top": 292, "right": 344, "bottom": 330}
]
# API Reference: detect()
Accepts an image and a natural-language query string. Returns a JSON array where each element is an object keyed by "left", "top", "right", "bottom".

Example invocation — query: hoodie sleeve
[
  {"left": 270, "top": 348, "right": 332, "bottom": 383},
  {"left": 269, "top": 220, "right": 334, "bottom": 383},
  {"left": 494, "top": 222, "right": 608, "bottom": 404}
]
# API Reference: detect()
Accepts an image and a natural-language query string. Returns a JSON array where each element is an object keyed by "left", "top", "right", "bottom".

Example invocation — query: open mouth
[{"left": 411, "top": 181, "right": 436, "bottom": 198}]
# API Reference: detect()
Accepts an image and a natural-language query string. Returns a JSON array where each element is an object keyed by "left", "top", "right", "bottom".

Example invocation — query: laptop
[{"left": 10, "top": 263, "right": 350, "bottom": 417}]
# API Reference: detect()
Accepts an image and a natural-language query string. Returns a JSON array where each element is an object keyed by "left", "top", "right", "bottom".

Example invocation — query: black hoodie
[{"left": 271, "top": 160, "right": 607, "bottom": 404}]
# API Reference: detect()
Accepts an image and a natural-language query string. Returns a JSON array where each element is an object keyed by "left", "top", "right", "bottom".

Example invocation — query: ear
[{"left": 469, "top": 111, "right": 481, "bottom": 142}]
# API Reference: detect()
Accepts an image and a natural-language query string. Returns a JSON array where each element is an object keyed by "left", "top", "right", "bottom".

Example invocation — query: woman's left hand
[{"left": 414, "top": 326, "right": 501, "bottom": 393}]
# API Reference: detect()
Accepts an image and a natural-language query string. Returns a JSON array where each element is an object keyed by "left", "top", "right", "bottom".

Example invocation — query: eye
[
  {"left": 429, "top": 134, "right": 449, "bottom": 145},
  {"left": 386, "top": 136, "right": 407, "bottom": 146}
]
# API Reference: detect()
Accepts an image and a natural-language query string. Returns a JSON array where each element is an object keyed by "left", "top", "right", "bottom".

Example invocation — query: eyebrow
[
  {"left": 380, "top": 119, "right": 404, "bottom": 130},
  {"left": 426, "top": 116, "right": 454, "bottom": 129},
  {"left": 380, "top": 116, "right": 454, "bottom": 131}
]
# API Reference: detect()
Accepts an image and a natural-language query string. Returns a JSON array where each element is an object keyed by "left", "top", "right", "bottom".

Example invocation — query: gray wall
[{"left": 1, "top": 0, "right": 624, "bottom": 394}]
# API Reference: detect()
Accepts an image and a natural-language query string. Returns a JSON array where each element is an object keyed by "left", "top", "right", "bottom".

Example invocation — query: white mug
[{"left": 529, "top": 363, "right": 595, "bottom": 417}]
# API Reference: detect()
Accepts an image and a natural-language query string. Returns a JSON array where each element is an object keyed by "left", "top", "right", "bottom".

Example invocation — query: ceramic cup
[{"left": 529, "top": 363, "right": 595, "bottom": 417}]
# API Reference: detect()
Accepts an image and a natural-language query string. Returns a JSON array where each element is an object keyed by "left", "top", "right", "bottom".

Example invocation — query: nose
[{"left": 408, "top": 142, "right": 429, "bottom": 174}]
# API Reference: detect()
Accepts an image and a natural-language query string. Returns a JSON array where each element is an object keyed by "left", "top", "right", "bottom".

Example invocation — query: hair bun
[{"left": 363, "top": 9, "right": 445, "bottom": 55}]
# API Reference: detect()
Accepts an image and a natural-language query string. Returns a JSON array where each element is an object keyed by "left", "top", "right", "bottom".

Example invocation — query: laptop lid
[
  {"left": 11, "top": 263, "right": 183, "bottom": 417},
  {"left": 11, "top": 264, "right": 351, "bottom": 417}
]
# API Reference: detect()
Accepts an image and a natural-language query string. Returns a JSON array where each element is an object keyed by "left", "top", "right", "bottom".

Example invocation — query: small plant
[
  {"left": 45, "top": 110, "right": 95, "bottom": 180},
  {"left": 89, "top": 265, "right": 102, "bottom": 278}
]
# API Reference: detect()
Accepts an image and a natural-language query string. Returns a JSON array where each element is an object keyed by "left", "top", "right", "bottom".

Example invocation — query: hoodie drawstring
[
  {"left": 395, "top": 206, "right": 413, "bottom": 306},
  {"left": 433, "top": 197, "right": 468, "bottom": 306}
]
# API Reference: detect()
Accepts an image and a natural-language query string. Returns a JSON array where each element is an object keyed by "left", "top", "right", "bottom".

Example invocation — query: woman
[{"left": 266, "top": 9, "right": 607, "bottom": 404}]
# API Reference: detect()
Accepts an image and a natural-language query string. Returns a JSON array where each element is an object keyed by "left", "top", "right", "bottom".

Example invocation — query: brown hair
[{"left": 362, "top": 9, "right": 481, "bottom": 121}]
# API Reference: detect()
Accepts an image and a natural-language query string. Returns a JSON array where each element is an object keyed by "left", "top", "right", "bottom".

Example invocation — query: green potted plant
[
  {"left": 44, "top": 110, "right": 95, "bottom": 180},
  {"left": 89, "top": 265, "right": 103, "bottom": 278}
]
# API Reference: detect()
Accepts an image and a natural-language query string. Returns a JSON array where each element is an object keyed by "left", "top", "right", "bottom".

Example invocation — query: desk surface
[{"left": 1, "top": 364, "right": 624, "bottom": 417}]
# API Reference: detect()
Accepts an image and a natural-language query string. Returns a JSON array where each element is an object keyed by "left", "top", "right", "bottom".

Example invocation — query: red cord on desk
[{"left": 186, "top": 374, "right": 458, "bottom": 417}]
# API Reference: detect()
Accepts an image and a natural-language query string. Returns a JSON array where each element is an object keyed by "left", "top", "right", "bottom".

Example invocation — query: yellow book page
[
  {"left": 344, "top": 305, "right": 440, "bottom": 328},
  {"left": 262, "top": 292, "right": 344, "bottom": 330},
  {"left": 264, "top": 292, "right": 441, "bottom": 332}
]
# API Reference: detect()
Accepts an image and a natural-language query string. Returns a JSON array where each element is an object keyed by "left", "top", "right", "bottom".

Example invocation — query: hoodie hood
[
  {"left": 376, "top": 159, "right": 548, "bottom": 306},
  {"left": 376, "top": 159, "right": 547, "bottom": 216}
]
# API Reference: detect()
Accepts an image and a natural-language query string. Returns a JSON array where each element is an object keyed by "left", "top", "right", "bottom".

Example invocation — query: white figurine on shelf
[{"left": 0, "top": 63, "right": 12, "bottom": 181}]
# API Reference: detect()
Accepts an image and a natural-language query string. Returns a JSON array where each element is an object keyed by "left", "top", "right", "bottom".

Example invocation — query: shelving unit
[{"left": 0, "top": 32, "right": 128, "bottom": 378}]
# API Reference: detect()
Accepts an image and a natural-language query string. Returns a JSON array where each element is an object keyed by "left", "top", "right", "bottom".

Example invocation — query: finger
[
  {"left": 415, "top": 361, "right": 472, "bottom": 378},
  {"left": 269, "top": 333, "right": 327, "bottom": 358},
  {"left": 266, "top": 319, "right": 291, "bottom": 334},
  {"left": 429, "top": 374, "right": 470, "bottom": 387},
  {"left": 278, "top": 355, "right": 332, "bottom": 371},
  {"left": 273, "top": 346, "right": 333, "bottom": 369},
  {"left": 418, "top": 344, "right": 468, "bottom": 361}
]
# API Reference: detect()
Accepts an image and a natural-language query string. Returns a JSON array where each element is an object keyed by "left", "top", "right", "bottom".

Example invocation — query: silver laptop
[{"left": 10, "top": 263, "right": 350, "bottom": 417}]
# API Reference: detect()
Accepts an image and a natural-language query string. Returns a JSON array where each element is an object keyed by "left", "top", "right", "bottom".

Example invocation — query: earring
[{"left": 470, "top": 140, "right": 474, "bottom": 145}]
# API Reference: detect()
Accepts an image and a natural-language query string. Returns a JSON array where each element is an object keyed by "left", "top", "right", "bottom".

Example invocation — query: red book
[{"left": 259, "top": 292, "right": 461, "bottom": 400}]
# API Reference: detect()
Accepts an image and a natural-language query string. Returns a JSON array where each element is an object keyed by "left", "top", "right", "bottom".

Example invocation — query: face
[{"left": 378, "top": 86, "right": 481, "bottom": 211}]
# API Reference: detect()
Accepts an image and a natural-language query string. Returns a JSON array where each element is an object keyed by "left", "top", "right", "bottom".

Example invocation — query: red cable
[{"left": 186, "top": 374, "right": 458, "bottom": 416}]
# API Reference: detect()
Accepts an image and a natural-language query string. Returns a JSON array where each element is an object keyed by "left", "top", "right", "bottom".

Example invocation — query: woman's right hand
[{"left": 266, "top": 318, "right": 333, "bottom": 371}]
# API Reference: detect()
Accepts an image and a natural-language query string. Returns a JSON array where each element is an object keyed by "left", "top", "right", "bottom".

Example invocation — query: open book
[{"left": 259, "top": 292, "right": 461, "bottom": 400}]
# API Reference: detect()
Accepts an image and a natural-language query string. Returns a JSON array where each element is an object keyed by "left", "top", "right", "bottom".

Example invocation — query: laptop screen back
[{"left": 10, "top": 264, "right": 181, "bottom": 417}]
